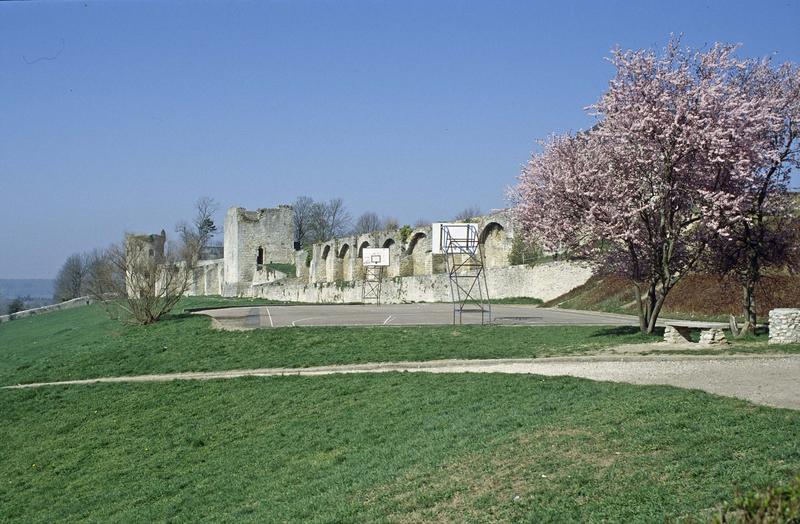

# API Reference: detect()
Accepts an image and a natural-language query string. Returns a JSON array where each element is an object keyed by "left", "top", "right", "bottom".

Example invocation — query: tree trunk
[
  {"left": 741, "top": 281, "right": 757, "bottom": 336},
  {"left": 634, "top": 282, "right": 661, "bottom": 335},
  {"left": 741, "top": 251, "right": 759, "bottom": 336},
  {"left": 646, "top": 290, "right": 668, "bottom": 335},
  {"left": 633, "top": 284, "right": 647, "bottom": 334}
]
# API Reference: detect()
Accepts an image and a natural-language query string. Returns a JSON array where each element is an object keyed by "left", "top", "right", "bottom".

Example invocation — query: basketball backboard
[
  {"left": 432, "top": 223, "right": 479, "bottom": 254},
  {"left": 362, "top": 247, "right": 390, "bottom": 266}
]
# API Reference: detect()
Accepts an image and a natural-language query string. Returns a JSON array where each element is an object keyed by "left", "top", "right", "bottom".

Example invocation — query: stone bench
[{"left": 663, "top": 324, "right": 728, "bottom": 346}]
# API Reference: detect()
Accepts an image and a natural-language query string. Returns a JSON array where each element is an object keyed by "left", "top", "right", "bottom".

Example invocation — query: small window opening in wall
[
  {"left": 256, "top": 247, "right": 264, "bottom": 268},
  {"left": 149, "top": 249, "right": 154, "bottom": 257}
]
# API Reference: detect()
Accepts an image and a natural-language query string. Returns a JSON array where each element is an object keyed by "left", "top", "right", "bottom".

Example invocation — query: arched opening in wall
[
  {"left": 478, "top": 222, "right": 507, "bottom": 268},
  {"left": 355, "top": 241, "right": 370, "bottom": 280},
  {"left": 405, "top": 232, "right": 430, "bottom": 276},
  {"left": 382, "top": 238, "right": 400, "bottom": 277},
  {"left": 405, "top": 233, "right": 426, "bottom": 255},
  {"left": 256, "top": 247, "right": 264, "bottom": 268},
  {"left": 336, "top": 244, "right": 350, "bottom": 281},
  {"left": 321, "top": 244, "right": 335, "bottom": 282}
]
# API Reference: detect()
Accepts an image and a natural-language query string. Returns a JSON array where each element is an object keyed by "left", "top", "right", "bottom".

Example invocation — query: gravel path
[{"left": 5, "top": 353, "right": 799, "bottom": 410}]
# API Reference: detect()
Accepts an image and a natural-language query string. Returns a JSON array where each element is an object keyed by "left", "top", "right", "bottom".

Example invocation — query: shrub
[
  {"left": 508, "top": 235, "right": 543, "bottom": 266},
  {"left": 7, "top": 297, "right": 25, "bottom": 315},
  {"left": 399, "top": 225, "right": 413, "bottom": 244},
  {"left": 710, "top": 476, "right": 800, "bottom": 523}
]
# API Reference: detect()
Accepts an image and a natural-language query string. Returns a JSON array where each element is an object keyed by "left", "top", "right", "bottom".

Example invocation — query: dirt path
[{"left": 5, "top": 353, "right": 799, "bottom": 410}]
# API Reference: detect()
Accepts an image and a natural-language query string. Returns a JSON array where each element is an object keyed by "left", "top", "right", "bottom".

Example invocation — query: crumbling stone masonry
[
  {"left": 133, "top": 204, "right": 594, "bottom": 302},
  {"left": 769, "top": 309, "right": 800, "bottom": 344},
  {"left": 222, "top": 206, "right": 294, "bottom": 296}
]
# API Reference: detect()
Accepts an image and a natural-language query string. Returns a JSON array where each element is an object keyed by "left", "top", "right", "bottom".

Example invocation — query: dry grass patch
[{"left": 364, "top": 426, "right": 656, "bottom": 523}]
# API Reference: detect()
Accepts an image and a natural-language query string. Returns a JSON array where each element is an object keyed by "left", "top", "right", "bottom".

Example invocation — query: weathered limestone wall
[
  {"left": 250, "top": 262, "right": 593, "bottom": 304},
  {"left": 300, "top": 210, "right": 516, "bottom": 286},
  {"left": 187, "top": 259, "right": 224, "bottom": 296},
  {"left": 769, "top": 308, "right": 800, "bottom": 344},
  {"left": 223, "top": 206, "right": 295, "bottom": 295},
  {"left": 0, "top": 296, "right": 94, "bottom": 324},
  {"left": 185, "top": 207, "right": 531, "bottom": 299}
]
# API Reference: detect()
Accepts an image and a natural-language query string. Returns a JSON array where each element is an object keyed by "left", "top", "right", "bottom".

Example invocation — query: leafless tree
[
  {"left": 308, "top": 198, "right": 351, "bottom": 242},
  {"left": 413, "top": 218, "right": 430, "bottom": 228},
  {"left": 53, "top": 253, "right": 90, "bottom": 302},
  {"left": 382, "top": 216, "right": 400, "bottom": 230},
  {"left": 175, "top": 197, "right": 219, "bottom": 262},
  {"left": 292, "top": 196, "right": 315, "bottom": 246},
  {"left": 326, "top": 198, "right": 351, "bottom": 238},
  {"left": 352, "top": 211, "right": 382, "bottom": 235},
  {"left": 86, "top": 237, "right": 194, "bottom": 325},
  {"left": 453, "top": 206, "right": 481, "bottom": 222}
]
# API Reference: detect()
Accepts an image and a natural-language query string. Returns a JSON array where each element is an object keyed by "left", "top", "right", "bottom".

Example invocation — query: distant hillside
[{"left": 0, "top": 279, "right": 55, "bottom": 300}]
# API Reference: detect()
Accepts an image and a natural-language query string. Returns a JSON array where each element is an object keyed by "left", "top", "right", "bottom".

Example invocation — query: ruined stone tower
[
  {"left": 124, "top": 230, "right": 167, "bottom": 297},
  {"left": 223, "top": 206, "right": 294, "bottom": 295}
]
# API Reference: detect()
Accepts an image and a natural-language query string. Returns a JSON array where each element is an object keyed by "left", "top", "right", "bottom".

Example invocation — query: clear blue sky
[{"left": 2, "top": 0, "right": 799, "bottom": 279}]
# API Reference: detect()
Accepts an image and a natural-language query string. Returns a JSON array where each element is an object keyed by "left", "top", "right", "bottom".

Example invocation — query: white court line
[
  {"left": 265, "top": 307, "right": 274, "bottom": 328},
  {"left": 291, "top": 317, "right": 317, "bottom": 327},
  {"left": 383, "top": 315, "right": 394, "bottom": 325}
]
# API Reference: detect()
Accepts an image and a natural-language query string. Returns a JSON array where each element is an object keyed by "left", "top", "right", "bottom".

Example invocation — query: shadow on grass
[{"left": 590, "top": 326, "right": 649, "bottom": 337}]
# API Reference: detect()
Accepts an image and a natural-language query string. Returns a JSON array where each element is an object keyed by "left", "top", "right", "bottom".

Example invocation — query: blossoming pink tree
[
  {"left": 513, "top": 40, "right": 786, "bottom": 334},
  {"left": 706, "top": 60, "right": 800, "bottom": 335}
]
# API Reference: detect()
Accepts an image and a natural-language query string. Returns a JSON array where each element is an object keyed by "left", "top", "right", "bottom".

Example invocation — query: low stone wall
[
  {"left": 250, "top": 262, "right": 593, "bottom": 304},
  {"left": 0, "top": 296, "right": 94, "bottom": 324},
  {"left": 769, "top": 308, "right": 800, "bottom": 344}
]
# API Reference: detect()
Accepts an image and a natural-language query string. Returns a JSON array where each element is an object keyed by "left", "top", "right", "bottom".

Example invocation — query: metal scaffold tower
[
  {"left": 361, "top": 247, "right": 389, "bottom": 305},
  {"left": 362, "top": 265, "right": 384, "bottom": 305},
  {"left": 441, "top": 224, "right": 491, "bottom": 324}
]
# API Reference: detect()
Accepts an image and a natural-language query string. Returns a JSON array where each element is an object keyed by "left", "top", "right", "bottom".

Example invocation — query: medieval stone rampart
[
  {"left": 222, "top": 205, "right": 294, "bottom": 295},
  {"left": 173, "top": 205, "right": 593, "bottom": 303},
  {"left": 250, "top": 262, "right": 593, "bottom": 304}
]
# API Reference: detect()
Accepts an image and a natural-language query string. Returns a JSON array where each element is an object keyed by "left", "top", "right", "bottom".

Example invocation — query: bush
[
  {"left": 508, "top": 235, "right": 543, "bottom": 266},
  {"left": 399, "top": 225, "right": 413, "bottom": 244},
  {"left": 7, "top": 297, "right": 25, "bottom": 315},
  {"left": 711, "top": 476, "right": 800, "bottom": 523}
]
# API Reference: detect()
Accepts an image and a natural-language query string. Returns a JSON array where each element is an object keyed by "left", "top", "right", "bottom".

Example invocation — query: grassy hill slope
[
  {"left": 1, "top": 298, "right": 800, "bottom": 521},
  {"left": 3, "top": 373, "right": 800, "bottom": 522},
  {"left": 0, "top": 301, "right": 658, "bottom": 386},
  {"left": 545, "top": 274, "right": 800, "bottom": 322}
]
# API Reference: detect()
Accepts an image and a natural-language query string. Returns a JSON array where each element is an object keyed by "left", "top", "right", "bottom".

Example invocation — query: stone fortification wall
[
  {"left": 223, "top": 206, "right": 294, "bottom": 295},
  {"left": 187, "top": 259, "right": 224, "bottom": 296},
  {"left": 183, "top": 207, "right": 568, "bottom": 301},
  {"left": 769, "top": 308, "right": 800, "bottom": 344},
  {"left": 0, "top": 296, "right": 94, "bottom": 324},
  {"left": 250, "top": 262, "right": 593, "bottom": 304},
  {"left": 301, "top": 210, "right": 515, "bottom": 286}
]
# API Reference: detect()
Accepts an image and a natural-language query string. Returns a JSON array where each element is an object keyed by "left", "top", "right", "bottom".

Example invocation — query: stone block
[
  {"left": 769, "top": 308, "right": 800, "bottom": 344},
  {"left": 699, "top": 328, "right": 728, "bottom": 346},
  {"left": 664, "top": 325, "right": 692, "bottom": 344}
]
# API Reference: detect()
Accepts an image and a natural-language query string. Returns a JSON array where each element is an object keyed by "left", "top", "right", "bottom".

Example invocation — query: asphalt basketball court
[{"left": 194, "top": 303, "right": 695, "bottom": 330}]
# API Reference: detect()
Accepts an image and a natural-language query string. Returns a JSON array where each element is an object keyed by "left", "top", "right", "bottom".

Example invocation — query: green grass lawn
[
  {"left": 0, "top": 301, "right": 662, "bottom": 386},
  {"left": 2, "top": 373, "right": 800, "bottom": 522},
  {"left": 1, "top": 299, "right": 798, "bottom": 386},
  {"left": 2, "top": 298, "right": 800, "bottom": 521}
]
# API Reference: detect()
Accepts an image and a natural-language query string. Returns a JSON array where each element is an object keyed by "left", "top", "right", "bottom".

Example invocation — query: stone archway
[
  {"left": 405, "top": 232, "right": 430, "bottom": 276},
  {"left": 478, "top": 222, "right": 508, "bottom": 268},
  {"left": 338, "top": 244, "right": 351, "bottom": 281}
]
